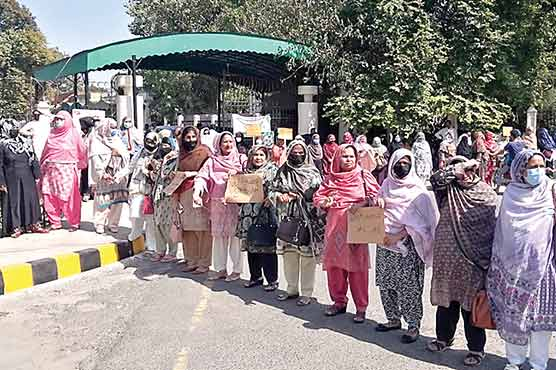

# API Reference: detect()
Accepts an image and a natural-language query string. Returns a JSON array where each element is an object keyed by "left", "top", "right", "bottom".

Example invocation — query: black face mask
[
  {"left": 160, "top": 146, "right": 172, "bottom": 156},
  {"left": 393, "top": 162, "right": 411, "bottom": 178},
  {"left": 289, "top": 154, "right": 304, "bottom": 166},
  {"left": 183, "top": 140, "right": 197, "bottom": 151},
  {"left": 8, "top": 129, "right": 19, "bottom": 138},
  {"left": 144, "top": 142, "right": 158, "bottom": 152}
]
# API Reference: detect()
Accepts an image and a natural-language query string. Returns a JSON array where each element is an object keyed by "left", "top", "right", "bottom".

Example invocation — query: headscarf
[
  {"left": 0, "top": 119, "right": 34, "bottom": 158},
  {"left": 412, "top": 132, "right": 433, "bottom": 179},
  {"left": 211, "top": 131, "right": 244, "bottom": 172},
  {"left": 388, "top": 135, "right": 404, "bottom": 153},
  {"left": 354, "top": 135, "right": 377, "bottom": 172},
  {"left": 484, "top": 131, "right": 498, "bottom": 152},
  {"left": 272, "top": 140, "right": 321, "bottom": 196},
  {"left": 523, "top": 127, "right": 538, "bottom": 149},
  {"left": 317, "top": 144, "right": 379, "bottom": 207},
  {"left": 371, "top": 137, "right": 388, "bottom": 156},
  {"left": 308, "top": 133, "right": 323, "bottom": 161},
  {"left": 472, "top": 131, "right": 487, "bottom": 153},
  {"left": 488, "top": 150, "right": 555, "bottom": 345},
  {"left": 88, "top": 118, "right": 128, "bottom": 159},
  {"left": 537, "top": 128, "right": 556, "bottom": 151},
  {"left": 379, "top": 149, "right": 439, "bottom": 266},
  {"left": 322, "top": 134, "right": 339, "bottom": 175},
  {"left": 342, "top": 132, "right": 354, "bottom": 145},
  {"left": 41, "top": 110, "right": 86, "bottom": 168},
  {"left": 176, "top": 126, "right": 212, "bottom": 194},
  {"left": 455, "top": 133, "right": 472, "bottom": 159}
]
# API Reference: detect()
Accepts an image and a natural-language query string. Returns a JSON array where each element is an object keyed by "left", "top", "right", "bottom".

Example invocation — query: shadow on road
[{"left": 121, "top": 255, "right": 521, "bottom": 370}]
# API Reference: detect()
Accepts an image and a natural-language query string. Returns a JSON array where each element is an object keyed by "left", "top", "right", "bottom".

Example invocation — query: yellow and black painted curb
[{"left": 0, "top": 236, "right": 144, "bottom": 296}]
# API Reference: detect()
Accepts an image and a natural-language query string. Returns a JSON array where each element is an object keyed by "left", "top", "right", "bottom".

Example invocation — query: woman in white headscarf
[
  {"left": 412, "top": 132, "right": 433, "bottom": 183},
  {"left": 371, "top": 137, "right": 389, "bottom": 184}
]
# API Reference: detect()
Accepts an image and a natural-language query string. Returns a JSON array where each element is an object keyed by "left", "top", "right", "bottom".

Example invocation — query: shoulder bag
[
  {"left": 277, "top": 198, "right": 311, "bottom": 246},
  {"left": 247, "top": 206, "right": 278, "bottom": 248}
]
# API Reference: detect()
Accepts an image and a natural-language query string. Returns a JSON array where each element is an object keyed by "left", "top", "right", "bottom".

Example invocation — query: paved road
[{"left": 1, "top": 248, "right": 554, "bottom": 370}]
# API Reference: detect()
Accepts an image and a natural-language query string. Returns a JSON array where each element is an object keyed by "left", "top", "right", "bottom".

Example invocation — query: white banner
[{"left": 232, "top": 114, "right": 271, "bottom": 135}]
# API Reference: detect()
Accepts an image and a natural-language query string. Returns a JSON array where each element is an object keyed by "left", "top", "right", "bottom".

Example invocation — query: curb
[{"left": 0, "top": 236, "right": 145, "bottom": 296}]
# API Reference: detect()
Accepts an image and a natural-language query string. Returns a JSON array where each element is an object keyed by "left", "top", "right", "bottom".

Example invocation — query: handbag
[
  {"left": 277, "top": 198, "right": 311, "bottom": 246},
  {"left": 143, "top": 195, "right": 154, "bottom": 215},
  {"left": 30, "top": 159, "right": 41, "bottom": 180},
  {"left": 247, "top": 206, "right": 278, "bottom": 248},
  {"left": 471, "top": 290, "right": 496, "bottom": 329}
]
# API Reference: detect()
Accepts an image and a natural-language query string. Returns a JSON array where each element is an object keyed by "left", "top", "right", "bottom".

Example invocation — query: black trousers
[
  {"left": 247, "top": 252, "right": 278, "bottom": 284},
  {"left": 436, "top": 301, "right": 486, "bottom": 352}
]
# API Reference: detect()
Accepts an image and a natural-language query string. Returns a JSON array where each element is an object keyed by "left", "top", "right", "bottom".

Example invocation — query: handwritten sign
[
  {"left": 347, "top": 207, "right": 385, "bottom": 244},
  {"left": 277, "top": 127, "right": 293, "bottom": 141},
  {"left": 245, "top": 123, "right": 262, "bottom": 137},
  {"left": 502, "top": 126, "right": 513, "bottom": 137},
  {"left": 224, "top": 174, "right": 264, "bottom": 203},
  {"left": 262, "top": 131, "right": 275, "bottom": 148},
  {"left": 163, "top": 171, "right": 189, "bottom": 196}
]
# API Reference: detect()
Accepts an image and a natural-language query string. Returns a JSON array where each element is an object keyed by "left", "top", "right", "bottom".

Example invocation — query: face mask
[
  {"left": 123, "top": 121, "right": 132, "bottom": 129},
  {"left": 526, "top": 168, "right": 545, "bottom": 186},
  {"left": 393, "top": 162, "right": 411, "bottom": 178},
  {"left": 235, "top": 137, "right": 242, "bottom": 143},
  {"left": 289, "top": 154, "right": 304, "bottom": 165},
  {"left": 160, "top": 145, "right": 172, "bottom": 155},
  {"left": 183, "top": 140, "right": 197, "bottom": 151},
  {"left": 110, "top": 129, "right": 119, "bottom": 137},
  {"left": 144, "top": 140, "right": 158, "bottom": 153},
  {"left": 8, "top": 128, "right": 19, "bottom": 138},
  {"left": 394, "top": 136, "right": 401, "bottom": 143},
  {"left": 312, "top": 138, "right": 320, "bottom": 145}
]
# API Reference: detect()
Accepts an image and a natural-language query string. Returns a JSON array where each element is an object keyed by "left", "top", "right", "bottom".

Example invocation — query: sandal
[
  {"left": 401, "top": 327, "right": 420, "bottom": 344},
  {"left": 296, "top": 296, "right": 313, "bottom": 306},
  {"left": 182, "top": 264, "right": 198, "bottom": 272},
  {"left": 277, "top": 293, "right": 299, "bottom": 301},
  {"left": 150, "top": 253, "right": 164, "bottom": 262},
  {"left": 353, "top": 311, "right": 366, "bottom": 324},
  {"left": 10, "top": 228, "right": 23, "bottom": 238},
  {"left": 191, "top": 267, "right": 209, "bottom": 275},
  {"left": 108, "top": 226, "right": 119, "bottom": 233},
  {"left": 426, "top": 339, "right": 453, "bottom": 353},
  {"left": 463, "top": 352, "right": 485, "bottom": 367},
  {"left": 324, "top": 305, "right": 347, "bottom": 316},
  {"left": 375, "top": 320, "right": 402, "bottom": 332},
  {"left": 244, "top": 278, "right": 263, "bottom": 288},
  {"left": 264, "top": 281, "right": 279, "bottom": 292},
  {"left": 161, "top": 255, "right": 178, "bottom": 263},
  {"left": 208, "top": 271, "right": 227, "bottom": 281},
  {"left": 225, "top": 272, "right": 241, "bottom": 282}
]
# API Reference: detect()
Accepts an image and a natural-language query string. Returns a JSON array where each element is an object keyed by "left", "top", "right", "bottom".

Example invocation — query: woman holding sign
[
  {"left": 194, "top": 132, "right": 246, "bottom": 281},
  {"left": 427, "top": 156, "right": 497, "bottom": 367},
  {"left": 270, "top": 140, "right": 326, "bottom": 306},
  {"left": 375, "top": 149, "right": 439, "bottom": 343},
  {"left": 236, "top": 146, "right": 279, "bottom": 290},
  {"left": 314, "top": 144, "right": 380, "bottom": 323}
]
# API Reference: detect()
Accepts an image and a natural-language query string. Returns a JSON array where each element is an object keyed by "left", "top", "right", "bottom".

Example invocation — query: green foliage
[
  {"left": 126, "top": 0, "right": 556, "bottom": 133},
  {"left": 0, "top": 0, "right": 61, "bottom": 117}
]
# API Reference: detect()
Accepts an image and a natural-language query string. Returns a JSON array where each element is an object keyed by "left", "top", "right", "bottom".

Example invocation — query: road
[{"left": 0, "top": 248, "right": 554, "bottom": 370}]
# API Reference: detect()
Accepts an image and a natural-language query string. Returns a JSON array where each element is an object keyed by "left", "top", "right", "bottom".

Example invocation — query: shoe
[
  {"left": 324, "top": 305, "right": 347, "bottom": 316},
  {"left": 208, "top": 271, "right": 227, "bottom": 281},
  {"left": 95, "top": 225, "right": 105, "bottom": 234},
  {"left": 503, "top": 364, "right": 521, "bottom": 370},
  {"left": 10, "top": 228, "right": 23, "bottom": 238},
  {"left": 401, "top": 327, "right": 420, "bottom": 344},
  {"left": 426, "top": 339, "right": 454, "bottom": 352},
  {"left": 463, "top": 352, "right": 485, "bottom": 367},
  {"left": 244, "top": 279, "right": 263, "bottom": 288},
  {"left": 277, "top": 293, "right": 299, "bottom": 301},
  {"left": 225, "top": 272, "right": 241, "bottom": 282},
  {"left": 108, "top": 226, "right": 118, "bottom": 233},
  {"left": 69, "top": 226, "right": 79, "bottom": 232},
  {"left": 263, "top": 281, "right": 279, "bottom": 292},
  {"left": 29, "top": 224, "right": 49, "bottom": 234},
  {"left": 160, "top": 255, "right": 178, "bottom": 263},
  {"left": 296, "top": 296, "right": 313, "bottom": 306},
  {"left": 50, "top": 225, "right": 62, "bottom": 231},
  {"left": 182, "top": 264, "right": 199, "bottom": 272},
  {"left": 191, "top": 267, "right": 209, "bottom": 275},
  {"left": 353, "top": 311, "right": 366, "bottom": 323},
  {"left": 82, "top": 194, "right": 90, "bottom": 202},
  {"left": 375, "top": 321, "right": 402, "bottom": 332}
]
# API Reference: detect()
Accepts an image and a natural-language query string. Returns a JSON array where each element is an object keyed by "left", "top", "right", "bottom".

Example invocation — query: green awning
[{"left": 33, "top": 32, "right": 309, "bottom": 83}]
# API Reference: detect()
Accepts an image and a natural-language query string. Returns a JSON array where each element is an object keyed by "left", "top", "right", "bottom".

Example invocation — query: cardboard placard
[
  {"left": 502, "top": 126, "right": 513, "bottom": 137},
  {"left": 277, "top": 127, "right": 293, "bottom": 141},
  {"left": 224, "top": 174, "right": 264, "bottom": 204},
  {"left": 347, "top": 207, "right": 385, "bottom": 244},
  {"left": 245, "top": 123, "right": 262, "bottom": 137},
  {"left": 163, "top": 171, "right": 190, "bottom": 196}
]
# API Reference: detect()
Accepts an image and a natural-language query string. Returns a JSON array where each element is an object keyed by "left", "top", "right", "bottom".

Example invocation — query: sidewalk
[{"left": 0, "top": 200, "right": 133, "bottom": 267}]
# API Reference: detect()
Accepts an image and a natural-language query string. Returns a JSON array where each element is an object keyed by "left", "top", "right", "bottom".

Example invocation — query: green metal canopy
[{"left": 33, "top": 32, "right": 309, "bottom": 82}]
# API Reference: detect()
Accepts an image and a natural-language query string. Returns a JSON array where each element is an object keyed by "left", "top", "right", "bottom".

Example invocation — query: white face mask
[
  {"left": 235, "top": 137, "right": 242, "bottom": 143},
  {"left": 123, "top": 121, "right": 132, "bottom": 129}
]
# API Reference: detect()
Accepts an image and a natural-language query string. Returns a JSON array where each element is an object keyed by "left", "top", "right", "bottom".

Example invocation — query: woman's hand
[
  {"left": 278, "top": 192, "right": 298, "bottom": 203},
  {"left": 376, "top": 197, "right": 385, "bottom": 209},
  {"left": 228, "top": 169, "right": 238, "bottom": 176},
  {"left": 192, "top": 191, "right": 203, "bottom": 207},
  {"left": 319, "top": 196, "right": 334, "bottom": 209},
  {"left": 0, "top": 184, "right": 7, "bottom": 193},
  {"left": 263, "top": 198, "right": 272, "bottom": 207}
]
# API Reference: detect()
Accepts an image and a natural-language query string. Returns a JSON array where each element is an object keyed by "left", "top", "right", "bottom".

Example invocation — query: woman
[
  {"left": 272, "top": 138, "right": 286, "bottom": 166},
  {"left": 456, "top": 133, "right": 473, "bottom": 159},
  {"left": 342, "top": 132, "right": 354, "bottom": 145},
  {"left": 308, "top": 133, "right": 324, "bottom": 174},
  {"left": 270, "top": 140, "right": 325, "bottom": 306},
  {"left": 322, "top": 134, "right": 339, "bottom": 176},
  {"left": 355, "top": 135, "right": 377, "bottom": 172},
  {"left": 127, "top": 131, "right": 160, "bottom": 252},
  {"left": 389, "top": 135, "right": 404, "bottom": 153},
  {"left": 523, "top": 127, "right": 538, "bottom": 150},
  {"left": 427, "top": 156, "right": 498, "bottom": 367},
  {"left": 371, "top": 137, "right": 389, "bottom": 184},
  {"left": 235, "top": 132, "right": 248, "bottom": 155},
  {"left": 40, "top": 111, "right": 87, "bottom": 231},
  {"left": 194, "top": 132, "right": 246, "bottom": 282},
  {"left": 88, "top": 119, "right": 129, "bottom": 234},
  {"left": 487, "top": 150, "right": 555, "bottom": 370},
  {"left": 236, "top": 146, "right": 279, "bottom": 290},
  {"left": 151, "top": 130, "right": 179, "bottom": 263},
  {"left": 375, "top": 149, "right": 439, "bottom": 343},
  {"left": 0, "top": 120, "right": 47, "bottom": 237},
  {"left": 173, "top": 126, "right": 212, "bottom": 274},
  {"left": 314, "top": 144, "right": 379, "bottom": 322},
  {"left": 412, "top": 132, "right": 433, "bottom": 183},
  {"left": 438, "top": 132, "right": 457, "bottom": 169},
  {"left": 484, "top": 131, "right": 499, "bottom": 184},
  {"left": 120, "top": 116, "right": 143, "bottom": 158},
  {"left": 537, "top": 128, "right": 556, "bottom": 160},
  {"left": 472, "top": 131, "right": 489, "bottom": 181}
]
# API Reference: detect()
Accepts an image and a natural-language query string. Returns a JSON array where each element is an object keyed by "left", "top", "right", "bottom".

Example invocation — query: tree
[{"left": 0, "top": 0, "right": 61, "bottom": 118}]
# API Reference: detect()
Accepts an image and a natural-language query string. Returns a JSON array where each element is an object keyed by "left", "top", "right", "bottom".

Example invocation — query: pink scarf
[
  {"left": 41, "top": 111, "right": 86, "bottom": 169},
  {"left": 379, "top": 148, "right": 439, "bottom": 266}
]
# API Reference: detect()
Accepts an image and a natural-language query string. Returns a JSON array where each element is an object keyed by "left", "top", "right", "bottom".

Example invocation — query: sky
[{"left": 19, "top": 0, "right": 133, "bottom": 83}]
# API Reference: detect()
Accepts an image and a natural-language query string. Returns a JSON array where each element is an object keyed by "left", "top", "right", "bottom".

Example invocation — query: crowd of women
[{"left": 0, "top": 111, "right": 554, "bottom": 370}]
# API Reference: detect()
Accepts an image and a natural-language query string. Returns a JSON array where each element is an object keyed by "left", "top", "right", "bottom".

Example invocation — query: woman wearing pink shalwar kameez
[
  {"left": 41, "top": 111, "right": 87, "bottom": 231},
  {"left": 314, "top": 144, "right": 380, "bottom": 323},
  {"left": 193, "top": 131, "right": 246, "bottom": 282}
]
